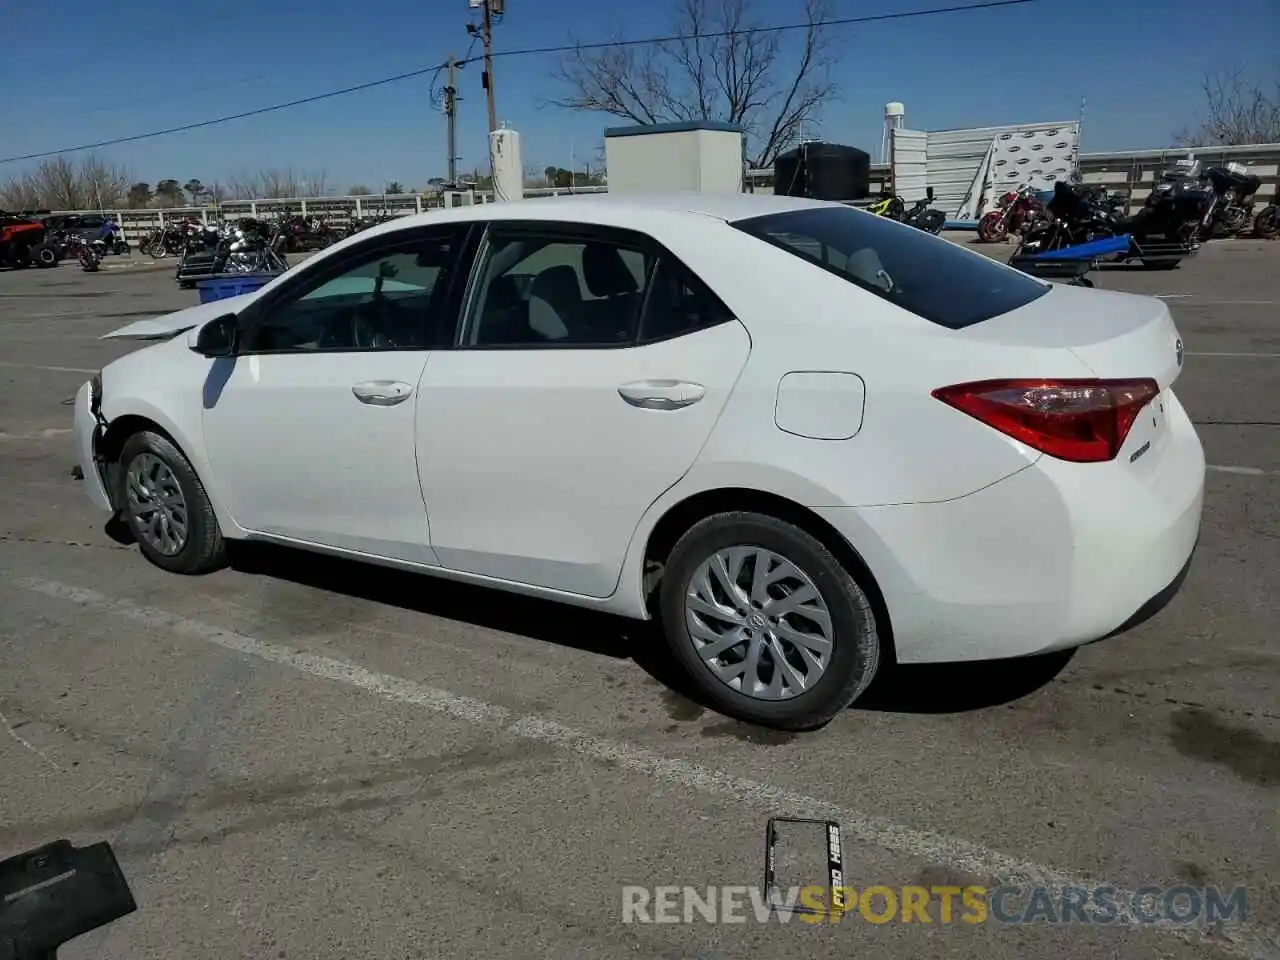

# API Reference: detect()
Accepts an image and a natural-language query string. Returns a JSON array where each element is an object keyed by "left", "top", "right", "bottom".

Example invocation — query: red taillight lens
[{"left": 931, "top": 378, "right": 1160, "bottom": 463}]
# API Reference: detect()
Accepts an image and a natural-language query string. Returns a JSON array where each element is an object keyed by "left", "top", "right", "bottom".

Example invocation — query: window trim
[
  {"left": 233, "top": 222, "right": 476, "bottom": 357},
  {"left": 453, "top": 220, "right": 735, "bottom": 351},
  {"left": 634, "top": 254, "right": 737, "bottom": 346}
]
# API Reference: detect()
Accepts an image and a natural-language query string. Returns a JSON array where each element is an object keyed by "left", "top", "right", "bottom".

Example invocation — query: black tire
[
  {"left": 658, "top": 512, "right": 882, "bottom": 731},
  {"left": 116, "top": 430, "right": 227, "bottom": 575},
  {"left": 1255, "top": 206, "right": 1279, "bottom": 240},
  {"left": 32, "top": 243, "right": 59, "bottom": 268}
]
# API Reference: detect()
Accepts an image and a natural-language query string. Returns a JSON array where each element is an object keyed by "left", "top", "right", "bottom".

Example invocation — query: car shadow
[
  {"left": 853, "top": 649, "right": 1075, "bottom": 714},
  {"left": 211, "top": 539, "right": 1072, "bottom": 721},
  {"left": 224, "top": 541, "right": 670, "bottom": 669}
]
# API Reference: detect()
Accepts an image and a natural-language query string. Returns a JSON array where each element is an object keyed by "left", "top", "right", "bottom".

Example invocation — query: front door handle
[
  {"left": 352, "top": 380, "right": 412, "bottom": 406},
  {"left": 618, "top": 379, "right": 706, "bottom": 410}
]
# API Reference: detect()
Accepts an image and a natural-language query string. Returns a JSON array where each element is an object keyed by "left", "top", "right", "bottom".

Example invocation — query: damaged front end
[{"left": 71, "top": 373, "right": 117, "bottom": 513}]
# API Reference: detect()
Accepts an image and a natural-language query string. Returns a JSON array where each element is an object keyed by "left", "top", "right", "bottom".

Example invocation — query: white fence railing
[
  {"left": 28, "top": 142, "right": 1280, "bottom": 239},
  {"left": 33, "top": 187, "right": 608, "bottom": 242}
]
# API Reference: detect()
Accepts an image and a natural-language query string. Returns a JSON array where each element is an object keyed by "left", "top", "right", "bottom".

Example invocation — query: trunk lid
[{"left": 958, "top": 283, "right": 1184, "bottom": 388}]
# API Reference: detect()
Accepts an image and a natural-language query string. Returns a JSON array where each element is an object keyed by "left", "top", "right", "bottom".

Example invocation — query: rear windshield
[{"left": 732, "top": 206, "right": 1049, "bottom": 329}]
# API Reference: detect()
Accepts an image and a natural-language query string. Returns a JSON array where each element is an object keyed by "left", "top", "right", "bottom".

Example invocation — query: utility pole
[
  {"left": 481, "top": 0, "right": 498, "bottom": 133},
  {"left": 443, "top": 54, "right": 459, "bottom": 186}
]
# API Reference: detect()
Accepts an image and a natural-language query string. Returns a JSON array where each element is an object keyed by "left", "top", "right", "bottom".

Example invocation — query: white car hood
[{"left": 101, "top": 292, "right": 258, "bottom": 341}]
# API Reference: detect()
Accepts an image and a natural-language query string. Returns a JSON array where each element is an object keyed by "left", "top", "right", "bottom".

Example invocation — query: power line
[
  {"left": 0, "top": 0, "right": 1043, "bottom": 166},
  {"left": 459, "top": 0, "right": 1041, "bottom": 66},
  {"left": 0, "top": 63, "right": 452, "bottom": 165}
]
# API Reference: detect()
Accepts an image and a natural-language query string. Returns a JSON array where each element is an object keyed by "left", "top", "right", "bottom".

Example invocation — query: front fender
[{"left": 99, "top": 360, "right": 247, "bottom": 540}]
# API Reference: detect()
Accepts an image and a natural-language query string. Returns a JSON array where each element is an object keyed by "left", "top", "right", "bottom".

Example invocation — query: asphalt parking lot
[{"left": 1, "top": 239, "right": 1277, "bottom": 960}]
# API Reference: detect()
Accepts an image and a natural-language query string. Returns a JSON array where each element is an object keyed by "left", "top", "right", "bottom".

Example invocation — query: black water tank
[{"left": 773, "top": 142, "right": 871, "bottom": 201}]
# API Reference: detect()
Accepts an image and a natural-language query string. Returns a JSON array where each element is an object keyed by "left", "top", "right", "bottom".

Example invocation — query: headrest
[
  {"left": 582, "top": 243, "right": 639, "bottom": 297},
  {"left": 530, "top": 264, "right": 582, "bottom": 303}
]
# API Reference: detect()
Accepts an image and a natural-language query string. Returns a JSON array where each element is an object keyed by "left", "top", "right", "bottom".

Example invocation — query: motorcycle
[
  {"left": 1254, "top": 201, "right": 1279, "bottom": 239},
  {"left": 1135, "top": 159, "right": 1218, "bottom": 245},
  {"left": 48, "top": 231, "right": 101, "bottom": 271},
  {"left": 1199, "top": 163, "right": 1262, "bottom": 238},
  {"left": 900, "top": 188, "right": 946, "bottom": 234},
  {"left": 175, "top": 218, "right": 290, "bottom": 287},
  {"left": 867, "top": 188, "right": 945, "bottom": 233},
  {"left": 139, "top": 220, "right": 198, "bottom": 258},
  {"left": 1011, "top": 172, "right": 1206, "bottom": 272},
  {"left": 977, "top": 184, "right": 1046, "bottom": 242},
  {"left": 95, "top": 221, "right": 131, "bottom": 256},
  {"left": 867, "top": 193, "right": 906, "bottom": 220}
]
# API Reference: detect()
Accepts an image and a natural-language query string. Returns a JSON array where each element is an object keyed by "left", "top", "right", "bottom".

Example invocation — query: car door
[
  {"left": 415, "top": 221, "right": 752, "bottom": 598},
  {"left": 201, "top": 224, "right": 472, "bottom": 563}
]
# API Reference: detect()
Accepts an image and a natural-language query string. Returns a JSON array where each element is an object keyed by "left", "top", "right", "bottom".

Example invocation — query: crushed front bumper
[{"left": 72, "top": 379, "right": 113, "bottom": 513}]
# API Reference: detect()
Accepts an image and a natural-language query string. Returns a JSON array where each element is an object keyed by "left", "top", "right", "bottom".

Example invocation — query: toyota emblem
[{"left": 1175, "top": 338, "right": 1184, "bottom": 366}]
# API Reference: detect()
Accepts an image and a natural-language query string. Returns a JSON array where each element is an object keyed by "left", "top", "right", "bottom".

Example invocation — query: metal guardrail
[
  {"left": 31, "top": 142, "right": 1280, "bottom": 240},
  {"left": 745, "top": 141, "right": 1280, "bottom": 217}
]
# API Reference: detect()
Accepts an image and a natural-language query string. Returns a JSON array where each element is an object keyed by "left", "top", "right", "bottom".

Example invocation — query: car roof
[{"left": 359, "top": 191, "right": 834, "bottom": 239}]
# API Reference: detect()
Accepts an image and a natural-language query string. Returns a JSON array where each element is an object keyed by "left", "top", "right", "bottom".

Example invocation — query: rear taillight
[{"left": 931, "top": 378, "right": 1159, "bottom": 463}]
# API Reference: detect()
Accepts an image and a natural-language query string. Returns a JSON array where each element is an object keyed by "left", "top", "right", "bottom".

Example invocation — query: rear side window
[{"left": 733, "top": 206, "right": 1049, "bottom": 329}]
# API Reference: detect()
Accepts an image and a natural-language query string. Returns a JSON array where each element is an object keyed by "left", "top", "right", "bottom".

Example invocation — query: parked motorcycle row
[
  {"left": 980, "top": 160, "right": 1279, "bottom": 247},
  {"left": 139, "top": 211, "right": 401, "bottom": 260}
]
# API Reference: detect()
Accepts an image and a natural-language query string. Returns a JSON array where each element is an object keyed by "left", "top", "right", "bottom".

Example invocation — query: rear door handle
[
  {"left": 617, "top": 379, "right": 706, "bottom": 410},
  {"left": 352, "top": 380, "right": 412, "bottom": 406}
]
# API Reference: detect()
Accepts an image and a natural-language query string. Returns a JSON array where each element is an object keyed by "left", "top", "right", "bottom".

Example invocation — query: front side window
[
  {"left": 243, "top": 229, "right": 465, "bottom": 353},
  {"left": 733, "top": 206, "right": 1050, "bottom": 330},
  {"left": 464, "top": 230, "right": 654, "bottom": 347}
]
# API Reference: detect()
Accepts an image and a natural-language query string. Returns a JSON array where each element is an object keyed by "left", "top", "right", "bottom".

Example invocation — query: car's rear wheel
[
  {"left": 117, "top": 431, "right": 227, "bottom": 575},
  {"left": 659, "top": 512, "right": 881, "bottom": 731}
]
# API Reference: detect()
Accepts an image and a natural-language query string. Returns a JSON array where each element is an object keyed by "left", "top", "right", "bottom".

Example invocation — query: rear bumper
[
  {"left": 815, "top": 395, "right": 1205, "bottom": 664},
  {"left": 73, "top": 380, "right": 113, "bottom": 513}
]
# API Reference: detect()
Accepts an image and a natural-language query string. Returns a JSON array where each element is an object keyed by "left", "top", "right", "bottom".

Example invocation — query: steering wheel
[{"left": 351, "top": 302, "right": 384, "bottom": 349}]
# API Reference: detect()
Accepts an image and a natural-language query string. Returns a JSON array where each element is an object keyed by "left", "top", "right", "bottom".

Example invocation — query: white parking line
[
  {"left": 0, "top": 428, "right": 72, "bottom": 441},
  {"left": 1157, "top": 296, "right": 1278, "bottom": 305},
  {"left": 11, "top": 575, "right": 1277, "bottom": 959},
  {"left": 1186, "top": 352, "right": 1280, "bottom": 359},
  {"left": 0, "top": 361, "right": 96, "bottom": 374},
  {"left": 1207, "top": 465, "right": 1273, "bottom": 477}
]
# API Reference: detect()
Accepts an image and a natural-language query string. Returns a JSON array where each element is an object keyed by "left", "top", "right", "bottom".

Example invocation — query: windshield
[{"left": 733, "top": 205, "right": 1050, "bottom": 329}]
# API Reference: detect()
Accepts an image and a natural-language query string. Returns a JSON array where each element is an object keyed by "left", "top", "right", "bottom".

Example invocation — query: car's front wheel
[
  {"left": 117, "top": 430, "right": 227, "bottom": 575},
  {"left": 659, "top": 512, "right": 881, "bottom": 731}
]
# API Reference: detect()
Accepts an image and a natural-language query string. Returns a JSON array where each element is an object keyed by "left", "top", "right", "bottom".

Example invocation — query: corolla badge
[{"left": 1175, "top": 338, "right": 1184, "bottom": 366}]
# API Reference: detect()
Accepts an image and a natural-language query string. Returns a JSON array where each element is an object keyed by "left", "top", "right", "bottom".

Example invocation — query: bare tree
[
  {"left": 347, "top": 184, "right": 373, "bottom": 195},
  {"left": 1176, "top": 69, "right": 1280, "bottom": 146},
  {"left": 301, "top": 171, "right": 330, "bottom": 197},
  {"left": 0, "top": 173, "right": 42, "bottom": 210},
  {"left": 32, "top": 156, "right": 85, "bottom": 209},
  {"left": 551, "top": 0, "right": 840, "bottom": 168},
  {"left": 78, "top": 153, "right": 132, "bottom": 208}
]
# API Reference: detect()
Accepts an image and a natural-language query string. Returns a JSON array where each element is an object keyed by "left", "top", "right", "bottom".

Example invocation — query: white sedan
[{"left": 73, "top": 192, "right": 1204, "bottom": 730}]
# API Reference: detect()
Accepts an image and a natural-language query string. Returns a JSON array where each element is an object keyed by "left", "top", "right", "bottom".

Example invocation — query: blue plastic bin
[{"left": 196, "top": 274, "right": 276, "bottom": 304}]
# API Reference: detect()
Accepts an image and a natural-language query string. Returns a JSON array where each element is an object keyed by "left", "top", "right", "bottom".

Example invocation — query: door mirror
[
  {"left": 926, "top": 186, "right": 935, "bottom": 203},
  {"left": 192, "top": 313, "right": 239, "bottom": 357}
]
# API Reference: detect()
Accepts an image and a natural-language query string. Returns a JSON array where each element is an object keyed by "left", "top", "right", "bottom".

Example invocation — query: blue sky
[{"left": 1, "top": 0, "right": 1275, "bottom": 190}]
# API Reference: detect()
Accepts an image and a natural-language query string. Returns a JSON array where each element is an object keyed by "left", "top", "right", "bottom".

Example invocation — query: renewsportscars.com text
[{"left": 621, "top": 884, "right": 1248, "bottom": 926}]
